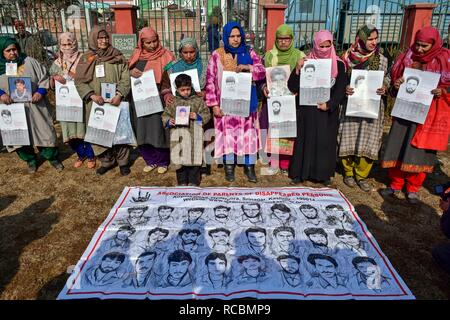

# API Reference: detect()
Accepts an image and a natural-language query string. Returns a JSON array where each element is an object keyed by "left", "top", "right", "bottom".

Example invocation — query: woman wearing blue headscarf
[{"left": 205, "top": 22, "right": 266, "bottom": 183}]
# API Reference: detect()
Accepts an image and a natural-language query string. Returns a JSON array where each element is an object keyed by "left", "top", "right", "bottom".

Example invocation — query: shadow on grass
[
  {"left": 0, "top": 195, "right": 17, "bottom": 213},
  {"left": 37, "top": 272, "right": 69, "bottom": 300},
  {"left": 355, "top": 198, "right": 450, "bottom": 299},
  {"left": 0, "top": 196, "right": 58, "bottom": 295}
]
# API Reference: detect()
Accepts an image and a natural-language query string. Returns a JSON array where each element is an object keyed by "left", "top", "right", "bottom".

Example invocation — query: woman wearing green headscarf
[
  {"left": 0, "top": 36, "right": 63, "bottom": 173},
  {"left": 260, "top": 24, "right": 305, "bottom": 175},
  {"left": 264, "top": 24, "right": 305, "bottom": 70}
]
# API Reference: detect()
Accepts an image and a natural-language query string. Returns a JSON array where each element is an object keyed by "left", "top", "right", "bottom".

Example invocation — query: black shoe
[
  {"left": 96, "top": 166, "right": 110, "bottom": 176},
  {"left": 290, "top": 178, "right": 303, "bottom": 185},
  {"left": 224, "top": 164, "right": 235, "bottom": 182},
  {"left": 201, "top": 165, "right": 212, "bottom": 176},
  {"left": 244, "top": 165, "right": 257, "bottom": 183},
  {"left": 27, "top": 162, "right": 37, "bottom": 173},
  {"left": 120, "top": 165, "right": 131, "bottom": 176},
  {"left": 188, "top": 183, "right": 200, "bottom": 187},
  {"left": 50, "top": 160, "right": 64, "bottom": 172},
  {"left": 322, "top": 179, "right": 332, "bottom": 187},
  {"left": 380, "top": 187, "right": 399, "bottom": 198}
]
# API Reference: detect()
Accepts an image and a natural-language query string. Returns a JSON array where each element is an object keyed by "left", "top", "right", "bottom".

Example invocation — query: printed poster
[
  {"left": 391, "top": 68, "right": 441, "bottom": 124},
  {"left": 299, "top": 59, "right": 331, "bottom": 106},
  {"left": 58, "top": 187, "right": 415, "bottom": 300}
]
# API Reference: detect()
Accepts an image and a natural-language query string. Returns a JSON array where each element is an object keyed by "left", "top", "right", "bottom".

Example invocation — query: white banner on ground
[{"left": 58, "top": 187, "right": 415, "bottom": 300}]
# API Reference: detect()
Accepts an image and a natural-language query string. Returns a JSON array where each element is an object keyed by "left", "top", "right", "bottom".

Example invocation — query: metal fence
[
  {"left": 0, "top": 0, "right": 115, "bottom": 65},
  {"left": 0, "top": 0, "right": 448, "bottom": 66},
  {"left": 285, "top": 0, "right": 449, "bottom": 56},
  {"left": 138, "top": 0, "right": 267, "bottom": 67}
]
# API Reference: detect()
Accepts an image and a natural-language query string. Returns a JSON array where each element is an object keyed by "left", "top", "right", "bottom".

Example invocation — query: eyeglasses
[{"left": 277, "top": 37, "right": 292, "bottom": 43}]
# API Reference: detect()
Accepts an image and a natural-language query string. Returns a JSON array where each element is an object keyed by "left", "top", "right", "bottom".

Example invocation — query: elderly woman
[
  {"left": 338, "top": 25, "right": 389, "bottom": 192},
  {"left": 0, "top": 36, "right": 63, "bottom": 173},
  {"left": 160, "top": 37, "right": 212, "bottom": 175},
  {"left": 288, "top": 30, "right": 347, "bottom": 186},
  {"left": 75, "top": 26, "right": 131, "bottom": 176},
  {"left": 49, "top": 32, "right": 96, "bottom": 169},
  {"left": 128, "top": 27, "right": 176, "bottom": 174},
  {"left": 205, "top": 21, "right": 266, "bottom": 183},
  {"left": 160, "top": 37, "right": 205, "bottom": 103},
  {"left": 261, "top": 24, "right": 305, "bottom": 176},
  {"left": 380, "top": 27, "right": 450, "bottom": 203}
]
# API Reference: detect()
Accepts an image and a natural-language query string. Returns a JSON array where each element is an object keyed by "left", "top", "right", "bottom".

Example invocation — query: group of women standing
[{"left": 0, "top": 22, "right": 448, "bottom": 203}]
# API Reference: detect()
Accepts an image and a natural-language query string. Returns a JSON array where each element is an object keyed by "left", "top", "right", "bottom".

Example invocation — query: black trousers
[{"left": 176, "top": 166, "right": 201, "bottom": 185}]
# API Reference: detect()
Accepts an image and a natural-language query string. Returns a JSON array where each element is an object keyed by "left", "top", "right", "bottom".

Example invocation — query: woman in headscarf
[
  {"left": 75, "top": 26, "right": 131, "bottom": 176},
  {"left": 160, "top": 37, "right": 212, "bottom": 175},
  {"left": 0, "top": 36, "right": 63, "bottom": 173},
  {"left": 380, "top": 26, "right": 450, "bottom": 204},
  {"left": 161, "top": 37, "right": 205, "bottom": 103},
  {"left": 49, "top": 32, "right": 96, "bottom": 169},
  {"left": 128, "top": 27, "right": 176, "bottom": 174},
  {"left": 261, "top": 24, "right": 306, "bottom": 176},
  {"left": 337, "top": 25, "right": 389, "bottom": 192},
  {"left": 205, "top": 21, "right": 266, "bottom": 183},
  {"left": 287, "top": 30, "right": 347, "bottom": 185}
]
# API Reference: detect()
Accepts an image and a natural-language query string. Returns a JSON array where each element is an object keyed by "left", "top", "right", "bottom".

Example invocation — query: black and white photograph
[
  {"left": 220, "top": 71, "right": 252, "bottom": 117},
  {"left": 299, "top": 59, "right": 332, "bottom": 106},
  {"left": 346, "top": 69, "right": 385, "bottom": 119},
  {"left": 84, "top": 102, "right": 121, "bottom": 148},
  {"left": 391, "top": 67, "right": 441, "bottom": 124},
  {"left": 131, "top": 70, "right": 164, "bottom": 117},
  {"left": 266, "top": 65, "right": 291, "bottom": 97},
  {"left": 267, "top": 95, "right": 297, "bottom": 138},
  {"left": 0, "top": 103, "right": 30, "bottom": 146},
  {"left": 55, "top": 80, "right": 83, "bottom": 122}
]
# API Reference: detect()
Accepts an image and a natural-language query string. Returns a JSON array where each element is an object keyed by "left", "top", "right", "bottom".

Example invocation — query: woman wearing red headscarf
[
  {"left": 380, "top": 27, "right": 450, "bottom": 204},
  {"left": 128, "top": 27, "right": 176, "bottom": 174},
  {"left": 287, "top": 30, "right": 348, "bottom": 185}
]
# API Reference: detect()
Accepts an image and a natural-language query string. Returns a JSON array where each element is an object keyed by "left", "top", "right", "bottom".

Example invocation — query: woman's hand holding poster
[
  {"left": 346, "top": 70, "right": 385, "bottom": 119},
  {"left": 220, "top": 71, "right": 252, "bottom": 117},
  {"left": 391, "top": 67, "right": 441, "bottom": 124},
  {"left": 55, "top": 80, "right": 83, "bottom": 123},
  {"left": 84, "top": 102, "right": 121, "bottom": 147},
  {"left": 131, "top": 70, "right": 164, "bottom": 117},
  {"left": 299, "top": 59, "right": 331, "bottom": 106},
  {"left": 0, "top": 103, "right": 30, "bottom": 146}
]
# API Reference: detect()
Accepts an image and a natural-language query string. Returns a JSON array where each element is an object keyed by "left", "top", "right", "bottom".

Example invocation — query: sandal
[
  {"left": 87, "top": 158, "right": 96, "bottom": 169},
  {"left": 157, "top": 166, "right": 168, "bottom": 174},
  {"left": 143, "top": 165, "right": 157, "bottom": 173},
  {"left": 73, "top": 158, "right": 85, "bottom": 168}
]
